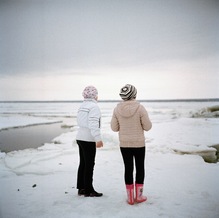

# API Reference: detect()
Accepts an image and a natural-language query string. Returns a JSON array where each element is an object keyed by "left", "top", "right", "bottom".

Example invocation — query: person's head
[
  {"left": 119, "top": 84, "right": 137, "bottom": 101},
  {"left": 82, "top": 85, "right": 98, "bottom": 100}
]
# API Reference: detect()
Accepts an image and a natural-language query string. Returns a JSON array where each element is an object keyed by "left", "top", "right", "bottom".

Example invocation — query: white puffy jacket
[{"left": 76, "top": 99, "right": 102, "bottom": 142}]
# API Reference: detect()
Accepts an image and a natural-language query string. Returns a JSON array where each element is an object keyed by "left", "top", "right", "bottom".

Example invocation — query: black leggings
[
  {"left": 76, "top": 140, "right": 96, "bottom": 193},
  {"left": 120, "top": 147, "right": 145, "bottom": 185}
]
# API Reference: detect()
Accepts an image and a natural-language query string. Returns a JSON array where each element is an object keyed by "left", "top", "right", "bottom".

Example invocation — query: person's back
[
  {"left": 111, "top": 99, "right": 151, "bottom": 147},
  {"left": 76, "top": 99, "right": 101, "bottom": 142},
  {"left": 111, "top": 84, "right": 152, "bottom": 205},
  {"left": 76, "top": 85, "right": 103, "bottom": 198}
]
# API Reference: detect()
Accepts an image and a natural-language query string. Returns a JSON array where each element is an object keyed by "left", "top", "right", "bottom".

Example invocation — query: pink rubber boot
[
  {"left": 126, "top": 184, "right": 134, "bottom": 205},
  {"left": 135, "top": 184, "right": 147, "bottom": 203}
]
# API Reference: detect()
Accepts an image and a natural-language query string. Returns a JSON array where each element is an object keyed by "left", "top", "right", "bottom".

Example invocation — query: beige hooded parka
[{"left": 111, "top": 100, "right": 152, "bottom": 148}]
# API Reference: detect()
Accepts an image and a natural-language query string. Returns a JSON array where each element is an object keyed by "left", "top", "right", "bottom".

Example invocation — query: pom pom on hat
[
  {"left": 82, "top": 86, "right": 98, "bottom": 99},
  {"left": 119, "top": 84, "right": 137, "bottom": 101}
]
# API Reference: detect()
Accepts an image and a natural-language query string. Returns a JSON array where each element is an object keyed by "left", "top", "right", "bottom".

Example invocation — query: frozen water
[{"left": 0, "top": 101, "right": 219, "bottom": 218}]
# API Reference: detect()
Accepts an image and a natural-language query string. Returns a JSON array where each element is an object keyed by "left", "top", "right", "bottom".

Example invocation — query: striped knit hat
[
  {"left": 82, "top": 85, "right": 98, "bottom": 99},
  {"left": 119, "top": 84, "right": 137, "bottom": 101}
]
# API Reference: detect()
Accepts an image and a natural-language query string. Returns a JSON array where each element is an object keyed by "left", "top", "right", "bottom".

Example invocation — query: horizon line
[{"left": 0, "top": 98, "right": 219, "bottom": 103}]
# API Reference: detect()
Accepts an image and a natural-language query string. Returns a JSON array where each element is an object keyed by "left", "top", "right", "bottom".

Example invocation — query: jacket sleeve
[
  {"left": 88, "top": 106, "right": 102, "bottom": 142},
  {"left": 111, "top": 108, "right": 119, "bottom": 132},
  {"left": 140, "top": 105, "right": 152, "bottom": 131}
]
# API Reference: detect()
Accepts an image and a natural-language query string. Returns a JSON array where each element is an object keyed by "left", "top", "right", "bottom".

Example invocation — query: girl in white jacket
[{"left": 76, "top": 86, "right": 103, "bottom": 197}]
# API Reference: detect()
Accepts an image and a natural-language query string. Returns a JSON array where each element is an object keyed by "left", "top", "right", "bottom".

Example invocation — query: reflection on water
[{"left": 0, "top": 122, "right": 70, "bottom": 153}]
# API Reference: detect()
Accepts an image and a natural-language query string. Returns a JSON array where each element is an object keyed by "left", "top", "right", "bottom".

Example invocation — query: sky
[{"left": 0, "top": 0, "right": 218, "bottom": 101}]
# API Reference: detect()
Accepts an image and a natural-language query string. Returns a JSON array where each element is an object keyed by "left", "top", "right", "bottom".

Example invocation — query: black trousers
[
  {"left": 120, "top": 147, "right": 145, "bottom": 185},
  {"left": 76, "top": 140, "right": 96, "bottom": 194}
]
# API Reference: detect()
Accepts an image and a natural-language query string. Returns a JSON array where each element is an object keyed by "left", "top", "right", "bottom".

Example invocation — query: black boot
[
  {"left": 85, "top": 191, "right": 103, "bottom": 197},
  {"left": 78, "top": 189, "right": 85, "bottom": 196}
]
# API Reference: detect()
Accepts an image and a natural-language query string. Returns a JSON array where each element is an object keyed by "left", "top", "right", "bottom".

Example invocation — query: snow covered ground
[{"left": 0, "top": 101, "right": 219, "bottom": 218}]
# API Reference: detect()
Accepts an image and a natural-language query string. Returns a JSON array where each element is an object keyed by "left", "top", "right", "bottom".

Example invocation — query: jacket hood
[{"left": 116, "top": 100, "right": 140, "bottom": 118}]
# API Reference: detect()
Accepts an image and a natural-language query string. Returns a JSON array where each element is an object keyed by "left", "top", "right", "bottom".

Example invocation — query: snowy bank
[
  {"left": 0, "top": 115, "right": 61, "bottom": 131},
  {"left": 190, "top": 105, "right": 219, "bottom": 118},
  {"left": 172, "top": 144, "right": 218, "bottom": 163},
  {"left": 0, "top": 130, "right": 219, "bottom": 218}
]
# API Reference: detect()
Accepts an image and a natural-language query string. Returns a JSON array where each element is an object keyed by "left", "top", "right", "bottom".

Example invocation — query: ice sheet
[{"left": 0, "top": 101, "right": 218, "bottom": 218}]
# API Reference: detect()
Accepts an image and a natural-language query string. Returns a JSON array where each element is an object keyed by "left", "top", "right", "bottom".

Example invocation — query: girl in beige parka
[{"left": 111, "top": 84, "right": 152, "bottom": 205}]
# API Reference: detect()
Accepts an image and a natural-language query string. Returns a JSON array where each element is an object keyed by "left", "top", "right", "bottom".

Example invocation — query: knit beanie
[
  {"left": 119, "top": 84, "right": 137, "bottom": 101},
  {"left": 82, "top": 86, "right": 98, "bottom": 99}
]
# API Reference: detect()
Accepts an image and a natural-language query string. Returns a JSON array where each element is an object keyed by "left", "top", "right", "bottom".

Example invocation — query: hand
[{"left": 96, "top": 141, "right": 103, "bottom": 148}]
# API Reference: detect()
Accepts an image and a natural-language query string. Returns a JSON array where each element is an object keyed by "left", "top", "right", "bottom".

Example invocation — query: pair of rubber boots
[{"left": 126, "top": 184, "right": 147, "bottom": 205}]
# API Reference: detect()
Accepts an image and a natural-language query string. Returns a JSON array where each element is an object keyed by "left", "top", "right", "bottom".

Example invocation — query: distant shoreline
[{"left": 0, "top": 98, "right": 219, "bottom": 103}]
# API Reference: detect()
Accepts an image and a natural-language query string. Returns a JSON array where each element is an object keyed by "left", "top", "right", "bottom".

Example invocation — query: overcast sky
[{"left": 0, "top": 0, "right": 218, "bottom": 100}]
